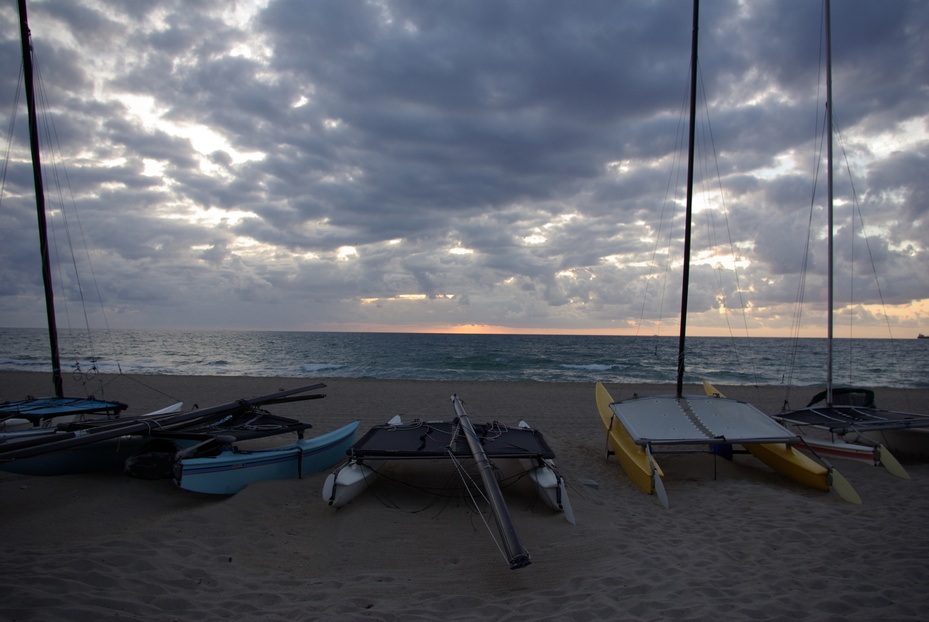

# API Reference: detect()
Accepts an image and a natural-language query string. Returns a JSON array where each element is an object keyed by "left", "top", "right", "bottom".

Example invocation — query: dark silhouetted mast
[
  {"left": 18, "top": 0, "right": 63, "bottom": 397},
  {"left": 676, "top": 0, "right": 699, "bottom": 398}
]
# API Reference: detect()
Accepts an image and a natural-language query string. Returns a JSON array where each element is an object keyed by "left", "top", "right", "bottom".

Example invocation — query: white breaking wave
[{"left": 302, "top": 363, "right": 346, "bottom": 373}]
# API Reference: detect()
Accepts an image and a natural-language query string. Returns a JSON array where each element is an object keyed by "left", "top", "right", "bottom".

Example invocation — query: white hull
[
  {"left": 519, "top": 421, "right": 575, "bottom": 523},
  {"left": 322, "top": 414, "right": 397, "bottom": 508},
  {"left": 322, "top": 461, "right": 379, "bottom": 508},
  {"left": 776, "top": 419, "right": 910, "bottom": 479},
  {"left": 801, "top": 436, "right": 878, "bottom": 463},
  {"left": 526, "top": 460, "right": 562, "bottom": 510}
]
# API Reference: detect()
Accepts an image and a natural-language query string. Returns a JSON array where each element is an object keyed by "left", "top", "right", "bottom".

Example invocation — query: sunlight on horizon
[{"left": 308, "top": 313, "right": 924, "bottom": 338}]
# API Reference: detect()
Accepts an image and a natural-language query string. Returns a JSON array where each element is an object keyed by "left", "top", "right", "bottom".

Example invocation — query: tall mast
[
  {"left": 825, "top": 0, "right": 834, "bottom": 406},
  {"left": 676, "top": 0, "right": 699, "bottom": 398},
  {"left": 18, "top": 0, "right": 63, "bottom": 397}
]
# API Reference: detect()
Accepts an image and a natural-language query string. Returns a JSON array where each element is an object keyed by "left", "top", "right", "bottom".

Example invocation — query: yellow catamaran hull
[
  {"left": 702, "top": 382, "right": 830, "bottom": 491},
  {"left": 596, "top": 382, "right": 662, "bottom": 495},
  {"left": 744, "top": 443, "right": 830, "bottom": 491}
]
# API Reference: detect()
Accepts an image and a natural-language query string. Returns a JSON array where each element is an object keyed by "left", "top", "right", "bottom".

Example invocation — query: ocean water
[{"left": 1, "top": 327, "right": 926, "bottom": 389}]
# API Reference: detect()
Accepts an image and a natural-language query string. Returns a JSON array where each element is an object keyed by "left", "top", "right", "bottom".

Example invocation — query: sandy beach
[{"left": 1, "top": 370, "right": 928, "bottom": 621}]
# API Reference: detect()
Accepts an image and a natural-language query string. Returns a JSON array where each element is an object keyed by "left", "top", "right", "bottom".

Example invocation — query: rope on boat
[{"left": 445, "top": 446, "right": 510, "bottom": 565}]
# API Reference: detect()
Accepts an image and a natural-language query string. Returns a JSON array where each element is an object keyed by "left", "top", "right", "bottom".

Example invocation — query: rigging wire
[
  {"left": 782, "top": 107, "right": 825, "bottom": 406},
  {"left": 627, "top": 53, "right": 768, "bottom": 393},
  {"left": 621, "top": 67, "right": 692, "bottom": 395},
  {"left": 694, "top": 64, "right": 763, "bottom": 393},
  {"left": 4, "top": 40, "right": 175, "bottom": 403},
  {"left": 832, "top": 115, "right": 910, "bottom": 403},
  {"left": 781, "top": 0, "right": 910, "bottom": 407},
  {"left": 631, "top": 96, "right": 686, "bottom": 347},
  {"left": 33, "top": 53, "right": 99, "bottom": 372},
  {"left": 445, "top": 446, "right": 510, "bottom": 564},
  {"left": 0, "top": 69, "right": 25, "bottom": 211},
  {"left": 783, "top": 1, "right": 828, "bottom": 409}
]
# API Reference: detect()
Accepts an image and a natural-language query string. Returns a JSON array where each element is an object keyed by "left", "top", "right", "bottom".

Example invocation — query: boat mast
[
  {"left": 825, "top": 0, "right": 834, "bottom": 406},
  {"left": 17, "top": 0, "right": 63, "bottom": 398},
  {"left": 676, "top": 0, "right": 699, "bottom": 398}
]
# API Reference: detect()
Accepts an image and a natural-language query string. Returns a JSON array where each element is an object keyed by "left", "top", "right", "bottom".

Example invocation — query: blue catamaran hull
[{"left": 174, "top": 420, "right": 360, "bottom": 494}]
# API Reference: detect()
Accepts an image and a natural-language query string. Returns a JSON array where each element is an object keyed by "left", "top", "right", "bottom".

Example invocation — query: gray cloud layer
[{"left": 1, "top": 0, "right": 927, "bottom": 335}]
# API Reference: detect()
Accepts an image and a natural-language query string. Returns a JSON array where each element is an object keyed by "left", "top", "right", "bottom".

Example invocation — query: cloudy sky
[{"left": 1, "top": 0, "right": 926, "bottom": 337}]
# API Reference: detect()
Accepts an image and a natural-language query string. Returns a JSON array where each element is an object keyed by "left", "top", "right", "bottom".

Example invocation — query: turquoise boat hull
[{"left": 174, "top": 421, "right": 360, "bottom": 494}]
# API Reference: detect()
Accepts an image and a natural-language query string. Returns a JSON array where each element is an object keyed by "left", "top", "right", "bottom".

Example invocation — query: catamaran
[
  {"left": 773, "top": 0, "right": 929, "bottom": 468},
  {"left": 323, "top": 394, "right": 573, "bottom": 570},
  {"left": 596, "top": 0, "right": 859, "bottom": 508},
  {"left": 0, "top": 383, "right": 349, "bottom": 487}
]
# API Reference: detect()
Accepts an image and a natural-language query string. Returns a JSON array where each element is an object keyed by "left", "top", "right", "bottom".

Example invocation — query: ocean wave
[
  {"left": 302, "top": 363, "right": 346, "bottom": 373},
  {"left": 0, "top": 359, "right": 47, "bottom": 368},
  {"left": 561, "top": 364, "right": 621, "bottom": 372}
]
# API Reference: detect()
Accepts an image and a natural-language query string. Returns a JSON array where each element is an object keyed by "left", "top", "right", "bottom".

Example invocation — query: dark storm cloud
[{"left": 0, "top": 0, "right": 926, "bottom": 334}]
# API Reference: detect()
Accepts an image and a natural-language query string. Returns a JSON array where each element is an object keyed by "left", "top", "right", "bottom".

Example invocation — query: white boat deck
[{"left": 610, "top": 394, "right": 797, "bottom": 445}]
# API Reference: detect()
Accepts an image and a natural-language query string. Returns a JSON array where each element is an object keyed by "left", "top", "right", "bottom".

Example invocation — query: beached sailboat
[
  {"left": 0, "top": 400, "right": 183, "bottom": 475},
  {"left": 0, "top": 397, "right": 127, "bottom": 432},
  {"left": 596, "top": 0, "right": 858, "bottom": 508},
  {"left": 1, "top": 0, "right": 129, "bottom": 430},
  {"left": 323, "top": 394, "right": 574, "bottom": 569},
  {"left": 773, "top": 0, "right": 929, "bottom": 466},
  {"left": 0, "top": 383, "right": 341, "bottom": 480}
]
